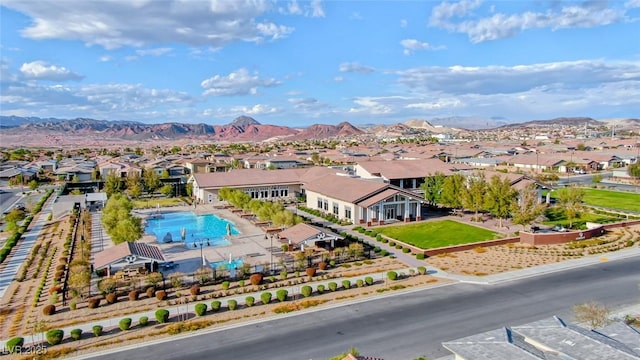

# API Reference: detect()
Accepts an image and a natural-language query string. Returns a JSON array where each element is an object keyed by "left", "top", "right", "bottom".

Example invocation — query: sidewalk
[{"left": 0, "top": 193, "right": 56, "bottom": 300}]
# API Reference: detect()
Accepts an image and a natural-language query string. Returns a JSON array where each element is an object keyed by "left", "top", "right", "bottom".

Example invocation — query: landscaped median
[{"left": 0, "top": 268, "right": 445, "bottom": 359}]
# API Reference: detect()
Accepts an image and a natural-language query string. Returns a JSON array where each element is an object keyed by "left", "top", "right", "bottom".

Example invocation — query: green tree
[
  {"left": 440, "top": 173, "right": 466, "bottom": 210},
  {"left": 462, "top": 172, "right": 487, "bottom": 220},
  {"left": 484, "top": 175, "right": 517, "bottom": 228},
  {"left": 161, "top": 169, "right": 170, "bottom": 179},
  {"left": 592, "top": 174, "right": 603, "bottom": 184},
  {"left": 143, "top": 168, "right": 161, "bottom": 194},
  {"left": 420, "top": 172, "right": 445, "bottom": 207},
  {"left": 103, "top": 173, "right": 122, "bottom": 198},
  {"left": 511, "top": 184, "right": 546, "bottom": 231},
  {"left": 159, "top": 184, "right": 174, "bottom": 197},
  {"left": 556, "top": 186, "right": 584, "bottom": 229},
  {"left": 101, "top": 193, "right": 142, "bottom": 244},
  {"left": 27, "top": 180, "right": 39, "bottom": 190},
  {"left": 125, "top": 172, "right": 143, "bottom": 199},
  {"left": 629, "top": 163, "right": 640, "bottom": 191}
]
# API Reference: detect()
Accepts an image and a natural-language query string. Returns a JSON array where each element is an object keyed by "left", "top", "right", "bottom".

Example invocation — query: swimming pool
[
  {"left": 210, "top": 258, "right": 244, "bottom": 271},
  {"left": 145, "top": 212, "right": 240, "bottom": 247}
]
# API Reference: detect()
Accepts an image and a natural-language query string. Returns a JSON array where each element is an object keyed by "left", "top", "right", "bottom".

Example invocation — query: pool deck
[{"left": 136, "top": 204, "right": 281, "bottom": 275}]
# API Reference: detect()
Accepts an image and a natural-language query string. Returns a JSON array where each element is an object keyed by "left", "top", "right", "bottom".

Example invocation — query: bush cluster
[{"left": 195, "top": 303, "right": 207, "bottom": 316}]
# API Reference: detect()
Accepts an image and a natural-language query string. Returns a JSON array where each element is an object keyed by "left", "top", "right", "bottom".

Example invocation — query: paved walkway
[{"left": 0, "top": 193, "right": 56, "bottom": 300}]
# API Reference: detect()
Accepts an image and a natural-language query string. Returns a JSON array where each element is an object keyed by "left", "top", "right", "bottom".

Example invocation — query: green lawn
[
  {"left": 581, "top": 188, "right": 640, "bottom": 212},
  {"left": 376, "top": 220, "right": 500, "bottom": 249},
  {"left": 542, "top": 207, "right": 621, "bottom": 229}
]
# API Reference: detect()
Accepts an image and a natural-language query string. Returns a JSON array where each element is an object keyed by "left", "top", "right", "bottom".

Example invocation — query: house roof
[
  {"left": 278, "top": 223, "right": 340, "bottom": 245},
  {"left": 357, "top": 159, "right": 465, "bottom": 179},
  {"left": 192, "top": 167, "right": 338, "bottom": 189},
  {"left": 94, "top": 242, "right": 165, "bottom": 269},
  {"left": 443, "top": 316, "right": 640, "bottom": 360},
  {"left": 303, "top": 174, "right": 389, "bottom": 203}
]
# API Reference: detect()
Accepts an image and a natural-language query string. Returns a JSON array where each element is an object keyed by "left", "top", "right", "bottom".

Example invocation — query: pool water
[
  {"left": 210, "top": 258, "right": 244, "bottom": 271},
  {"left": 145, "top": 212, "right": 240, "bottom": 247}
]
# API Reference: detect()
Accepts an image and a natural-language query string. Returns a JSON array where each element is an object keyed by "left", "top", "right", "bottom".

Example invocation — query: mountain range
[{"left": 0, "top": 115, "right": 637, "bottom": 146}]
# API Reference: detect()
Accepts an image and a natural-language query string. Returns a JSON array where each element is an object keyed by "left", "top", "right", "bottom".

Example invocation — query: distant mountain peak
[{"left": 230, "top": 116, "right": 260, "bottom": 127}]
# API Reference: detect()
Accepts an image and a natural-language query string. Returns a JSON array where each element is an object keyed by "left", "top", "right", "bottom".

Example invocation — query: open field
[
  {"left": 132, "top": 198, "right": 185, "bottom": 209},
  {"left": 376, "top": 220, "right": 500, "bottom": 249}
]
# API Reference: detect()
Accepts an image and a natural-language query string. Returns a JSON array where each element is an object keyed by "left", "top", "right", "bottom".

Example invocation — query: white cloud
[
  {"left": 229, "top": 104, "right": 279, "bottom": 115},
  {"left": 350, "top": 12, "right": 363, "bottom": 20},
  {"left": 430, "top": 1, "right": 625, "bottom": 43},
  {"left": 395, "top": 60, "right": 640, "bottom": 95},
  {"left": 339, "top": 62, "right": 375, "bottom": 74},
  {"left": 400, "top": 19, "right": 408, "bottom": 28},
  {"left": 98, "top": 55, "right": 111, "bottom": 62},
  {"left": 280, "top": 0, "right": 302, "bottom": 15},
  {"left": 19, "top": 61, "right": 83, "bottom": 81},
  {"left": 3, "top": 0, "right": 295, "bottom": 49},
  {"left": 288, "top": 97, "right": 328, "bottom": 112},
  {"left": 334, "top": 76, "right": 345, "bottom": 82},
  {"left": 135, "top": 48, "right": 173, "bottom": 56},
  {"left": 200, "top": 68, "right": 281, "bottom": 96},
  {"left": 626, "top": 0, "right": 640, "bottom": 9},
  {"left": 400, "top": 39, "right": 445, "bottom": 55},
  {"left": 310, "top": 0, "right": 325, "bottom": 18}
]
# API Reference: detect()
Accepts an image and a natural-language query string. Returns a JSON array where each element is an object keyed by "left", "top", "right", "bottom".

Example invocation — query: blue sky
[{"left": 1, "top": 0, "right": 639, "bottom": 127}]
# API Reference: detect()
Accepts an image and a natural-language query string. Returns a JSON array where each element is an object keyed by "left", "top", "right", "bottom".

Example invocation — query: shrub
[
  {"left": 92, "top": 325, "right": 103, "bottom": 337},
  {"left": 276, "top": 289, "right": 288, "bottom": 302},
  {"left": 417, "top": 266, "right": 427, "bottom": 275},
  {"left": 416, "top": 253, "right": 425, "bottom": 260},
  {"left": 221, "top": 281, "right": 230, "bottom": 290},
  {"left": 365, "top": 276, "right": 374, "bottom": 285},
  {"left": 5, "top": 337, "right": 23, "bottom": 353},
  {"left": 317, "top": 284, "right": 325, "bottom": 294},
  {"left": 301, "top": 285, "right": 312, "bottom": 297},
  {"left": 139, "top": 316, "right": 149, "bottom": 326},
  {"left": 250, "top": 273, "right": 263, "bottom": 286},
  {"left": 155, "top": 309, "right": 170, "bottom": 323},
  {"left": 328, "top": 282, "right": 338, "bottom": 292},
  {"left": 69, "top": 300, "right": 77, "bottom": 310},
  {"left": 305, "top": 267, "right": 316, "bottom": 278},
  {"left": 280, "top": 271, "right": 288, "bottom": 280},
  {"left": 119, "top": 318, "right": 132, "bottom": 331},
  {"left": 318, "top": 262, "right": 327, "bottom": 270},
  {"left": 342, "top": 280, "right": 351, "bottom": 289},
  {"left": 87, "top": 297, "right": 101, "bottom": 309},
  {"left": 329, "top": 260, "right": 336, "bottom": 267},
  {"left": 245, "top": 296, "right": 255, "bottom": 307},
  {"left": 45, "top": 329, "right": 64, "bottom": 346},
  {"left": 195, "top": 303, "right": 207, "bottom": 316},
  {"left": 227, "top": 299, "right": 238, "bottom": 310},
  {"left": 43, "top": 304, "right": 56, "bottom": 316},
  {"left": 211, "top": 300, "right": 221, "bottom": 312},
  {"left": 190, "top": 284, "right": 200, "bottom": 296},
  {"left": 261, "top": 292, "right": 272, "bottom": 304},
  {"left": 356, "top": 279, "right": 364, "bottom": 287},
  {"left": 128, "top": 290, "right": 139, "bottom": 301},
  {"left": 387, "top": 271, "right": 398, "bottom": 280},
  {"left": 156, "top": 290, "right": 167, "bottom": 301},
  {"left": 105, "top": 292, "right": 117, "bottom": 304},
  {"left": 146, "top": 286, "right": 155, "bottom": 298},
  {"left": 49, "top": 284, "right": 62, "bottom": 294},
  {"left": 70, "top": 329, "right": 82, "bottom": 341},
  {"left": 402, "top": 248, "right": 410, "bottom": 253}
]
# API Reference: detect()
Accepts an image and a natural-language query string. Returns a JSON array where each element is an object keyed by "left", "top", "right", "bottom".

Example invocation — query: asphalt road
[{"left": 90, "top": 256, "right": 640, "bottom": 360}]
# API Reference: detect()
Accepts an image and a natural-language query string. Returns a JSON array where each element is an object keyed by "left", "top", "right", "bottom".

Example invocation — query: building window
[
  {"left": 344, "top": 207, "right": 351, "bottom": 219},
  {"left": 323, "top": 199, "right": 328, "bottom": 211},
  {"left": 317, "top": 198, "right": 323, "bottom": 209},
  {"left": 333, "top": 202, "right": 339, "bottom": 215}
]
